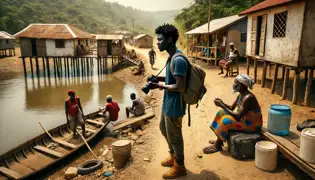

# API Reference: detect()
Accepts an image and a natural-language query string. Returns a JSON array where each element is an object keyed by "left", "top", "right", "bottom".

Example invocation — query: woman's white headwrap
[{"left": 236, "top": 74, "right": 255, "bottom": 90}]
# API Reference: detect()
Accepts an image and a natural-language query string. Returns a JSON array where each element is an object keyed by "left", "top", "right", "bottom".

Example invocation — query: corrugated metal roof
[
  {"left": 185, "top": 15, "right": 246, "bottom": 35},
  {"left": 0, "top": 31, "right": 15, "bottom": 39},
  {"left": 239, "top": 0, "right": 298, "bottom": 15},
  {"left": 96, "top": 34, "right": 123, "bottom": 40},
  {"left": 14, "top": 24, "right": 92, "bottom": 39},
  {"left": 134, "top": 34, "right": 151, "bottom": 40}
]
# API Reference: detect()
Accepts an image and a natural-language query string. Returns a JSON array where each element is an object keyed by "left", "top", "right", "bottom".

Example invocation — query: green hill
[{"left": 0, "top": 0, "right": 177, "bottom": 35}]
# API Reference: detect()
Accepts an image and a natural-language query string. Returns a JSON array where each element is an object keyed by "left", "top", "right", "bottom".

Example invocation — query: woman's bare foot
[
  {"left": 203, "top": 144, "right": 223, "bottom": 154},
  {"left": 218, "top": 72, "right": 224, "bottom": 75},
  {"left": 208, "top": 140, "right": 216, "bottom": 144}
]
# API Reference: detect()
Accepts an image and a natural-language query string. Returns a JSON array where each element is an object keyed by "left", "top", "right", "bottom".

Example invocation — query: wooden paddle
[{"left": 76, "top": 129, "right": 98, "bottom": 159}]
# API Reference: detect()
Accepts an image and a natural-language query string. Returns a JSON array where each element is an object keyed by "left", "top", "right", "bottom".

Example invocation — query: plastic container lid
[
  {"left": 270, "top": 104, "right": 291, "bottom": 112},
  {"left": 112, "top": 140, "right": 131, "bottom": 147},
  {"left": 302, "top": 128, "right": 315, "bottom": 140},
  {"left": 255, "top": 141, "right": 277, "bottom": 151}
]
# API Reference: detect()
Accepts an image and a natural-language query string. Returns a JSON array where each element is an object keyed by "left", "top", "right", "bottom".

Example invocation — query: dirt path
[
  {"left": 129, "top": 46, "right": 312, "bottom": 180},
  {"left": 47, "top": 46, "right": 313, "bottom": 180}
]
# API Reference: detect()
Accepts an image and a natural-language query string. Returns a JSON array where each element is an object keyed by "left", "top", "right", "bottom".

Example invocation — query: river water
[{"left": 0, "top": 60, "right": 137, "bottom": 155}]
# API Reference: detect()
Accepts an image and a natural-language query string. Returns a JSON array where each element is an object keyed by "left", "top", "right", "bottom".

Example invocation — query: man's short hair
[
  {"left": 106, "top": 95, "right": 112, "bottom": 102},
  {"left": 155, "top": 23, "right": 179, "bottom": 44},
  {"left": 130, "top": 93, "right": 136, "bottom": 98}
]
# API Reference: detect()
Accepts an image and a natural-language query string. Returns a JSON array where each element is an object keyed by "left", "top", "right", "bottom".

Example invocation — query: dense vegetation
[
  {"left": 174, "top": 0, "right": 264, "bottom": 47},
  {"left": 0, "top": 0, "right": 176, "bottom": 35}
]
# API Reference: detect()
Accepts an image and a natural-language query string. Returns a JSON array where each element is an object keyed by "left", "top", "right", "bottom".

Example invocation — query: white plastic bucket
[
  {"left": 300, "top": 128, "right": 315, "bottom": 164},
  {"left": 255, "top": 141, "right": 278, "bottom": 171}
]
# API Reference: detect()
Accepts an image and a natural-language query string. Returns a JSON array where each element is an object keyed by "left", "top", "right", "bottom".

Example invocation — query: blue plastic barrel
[{"left": 267, "top": 104, "right": 292, "bottom": 136}]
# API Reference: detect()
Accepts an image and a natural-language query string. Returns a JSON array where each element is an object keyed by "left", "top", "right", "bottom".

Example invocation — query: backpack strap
[{"left": 169, "top": 52, "right": 193, "bottom": 127}]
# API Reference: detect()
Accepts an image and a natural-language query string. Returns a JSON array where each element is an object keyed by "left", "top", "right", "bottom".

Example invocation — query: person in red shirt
[
  {"left": 65, "top": 90, "right": 86, "bottom": 138},
  {"left": 100, "top": 95, "right": 120, "bottom": 123}
]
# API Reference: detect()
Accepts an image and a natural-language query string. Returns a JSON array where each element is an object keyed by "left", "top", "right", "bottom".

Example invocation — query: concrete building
[
  {"left": 185, "top": 15, "right": 248, "bottom": 64},
  {"left": 96, "top": 34, "right": 124, "bottom": 57},
  {"left": 14, "top": 24, "right": 92, "bottom": 57},
  {"left": 0, "top": 31, "right": 15, "bottom": 57},
  {"left": 133, "top": 34, "right": 153, "bottom": 48}
]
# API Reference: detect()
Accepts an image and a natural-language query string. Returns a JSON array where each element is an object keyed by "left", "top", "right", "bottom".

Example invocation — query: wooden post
[
  {"left": 304, "top": 69, "right": 313, "bottom": 106},
  {"left": 67, "top": 58, "right": 70, "bottom": 77},
  {"left": 105, "top": 57, "right": 108, "bottom": 73},
  {"left": 97, "top": 58, "right": 100, "bottom": 75},
  {"left": 46, "top": 57, "right": 50, "bottom": 78},
  {"left": 86, "top": 57, "right": 89, "bottom": 73},
  {"left": 292, "top": 70, "right": 301, "bottom": 104},
  {"left": 53, "top": 58, "right": 57, "bottom": 78},
  {"left": 71, "top": 58, "right": 74, "bottom": 77},
  {"left": 77, "top": 58, "right": 80, "bottom": 76},
  {"left": 304, "top": 69, "right": 309, "bottom": 82},
  {"left": 42, "top": 57, "right": 46, "bottom": 77},
  {"left": 35, "top": 57, "right": 40, "bottom": 77},
  {"left": 81, "top": 57, "right": 84, "bottom": 76},
  {"left": 271, "top": 63, "right": 279, "bottom": 94},
  {"left": 246, "top": 57, "right": 250, "bottom": 75},
  {"left": 282, "top": 66, "right": 285, "bottom": 80},
  {"left": 63, "top": 57, "right": 67, "bottom": 77},
  {"left": 22, "top": 57, "right": 27, "bottom": 78},
  {"left": 13, "top": 49, "right": 16, "bottom": 56},
  {"left": 59, "top": 58, "right": 63, "bottom": 77},
  {"left": 261, "top": 61, "right": 268, "bottom": 88},
  {"left": 30, "top": 57, "right": 34, "bottom": 78},
  {"left": 112, "top": 56, "right": 114, "bottom": 68},
  {"left": 254, "top": 59, "right": 258, "bottom": 83},
  {"left": 282, "top": 67, "right": 290, "bottom": 100}
]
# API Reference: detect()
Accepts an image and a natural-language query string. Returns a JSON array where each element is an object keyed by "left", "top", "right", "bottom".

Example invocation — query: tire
[{"left": 77, "top": 159, "right": 103, "bottom": 175}]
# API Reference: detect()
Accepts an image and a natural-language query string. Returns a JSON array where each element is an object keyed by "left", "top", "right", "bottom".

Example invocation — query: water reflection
[{"left": 0, "top": 69, "right": 137, "bottom": 155}]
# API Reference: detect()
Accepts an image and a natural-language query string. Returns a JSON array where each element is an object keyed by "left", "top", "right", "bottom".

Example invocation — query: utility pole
[
  {"left": 132, "top": 18, "right": 135, "bottom": 32},
  {"left": 207, "top": 0, "right": 212, "bottom": 48}
]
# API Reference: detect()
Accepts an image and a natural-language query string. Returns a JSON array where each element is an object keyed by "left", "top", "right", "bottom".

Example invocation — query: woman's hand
[{"left": 214, "top": 99, "right": 223, "bottom": 108}]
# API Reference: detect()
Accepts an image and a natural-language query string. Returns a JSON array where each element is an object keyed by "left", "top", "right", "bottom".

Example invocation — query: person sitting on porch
[
  {"left": 203, "top": 74, "right": 263, "bottom": 154},
  {"left": 203, "top": 48, "right": 209, "bottom": 57},
  {"left": 218, "top": 43, "right": 240, "bottom": 77},
  {"left": 130, "top": 49, "right": 137, "bottom": 59}
]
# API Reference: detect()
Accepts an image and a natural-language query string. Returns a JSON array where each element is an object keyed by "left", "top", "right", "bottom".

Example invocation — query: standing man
[
  {"left": 148, "top": 48, "right": 156, "bottom": 69},
  {"left": 100, "top": 95, "right": 120, "bottom": 123},
  {"left": 65, "top": 90, "right": 86, "bottom": 138},
  {"left": 149, "top": 24, "right": 188, "bottom": 179},
  {"left": 125, "top": 93, "right": 145, "bottom": 118}
]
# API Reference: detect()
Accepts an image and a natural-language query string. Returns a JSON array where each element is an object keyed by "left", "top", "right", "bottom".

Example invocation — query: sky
[{"left": 105, "top": 0, "right": 194, "bottom": 11}]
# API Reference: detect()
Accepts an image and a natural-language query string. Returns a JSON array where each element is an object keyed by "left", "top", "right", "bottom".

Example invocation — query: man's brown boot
[
  {"left": 162, "top": 161, "right": 187, "bottom": 179},
  {"left": 161, "top": 153, "right": 174, "bottom": 167}
]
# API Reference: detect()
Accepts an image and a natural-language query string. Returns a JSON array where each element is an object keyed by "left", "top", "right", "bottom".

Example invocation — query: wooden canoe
[{"left": 0, "top": 110, "right": 110, "bottom": 180}]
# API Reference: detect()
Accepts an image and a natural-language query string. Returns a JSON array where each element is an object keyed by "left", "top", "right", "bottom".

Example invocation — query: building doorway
[
  {"left": 31, "top": 38, "right": 37, "bottom": 56},
  {"left": 107, "top": 40, "right": 112, "bottom": 56}
]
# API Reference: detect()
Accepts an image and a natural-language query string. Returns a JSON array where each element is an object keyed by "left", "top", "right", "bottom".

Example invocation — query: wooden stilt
[
  {"left": 71, "top": 58, "right": 74, "bottom": 77},
  {"left": 261, "top": 61, "right": 268, "bottom": 87},
  {"left": 64, "top": 57, "right": 67, "bottom": 77},
  {"left": 42, "top": 57, "right": 46, "bottom": 77},
  {"left": 86, "top": 57, "right": 89, "bottom": 72},
  {"left": 30, "top": 57, "right": 34, "bottom": 78},
  {"left": 246, "top": 57, "right": 250, "bottom": 75},
  {"left": 271, "top": 63, "right": 279, "bottom": 94},
  {"left": 254, "top": 59, "right": 258, "bottom": 83},
  {"left": 77, "top": 58, "right": 80, "bottom": 76},
  {"left": 81, "top": 57, "right": 84, "bottom": 76},
  {"left": 59, "top": 58, "right": 63, "bottom": 77},
  {"left": 112, "top": 56, "right": 114, "bottom": 67},
  {"left": 304, "top": 69, "right": 313, "bottom": 106},
  {"left": 282, "top": 67, "right": 290, "bottom": 100},
  {"left": 35, "top": 57, "right": 40, "bottom": 77},
  {"left": 282, "top": 66, "right": 285, "bottom": 80},
  {"left": 53, "top": 58, "right": 57, "bottom": 78},
  {"left": 292, "top": 70, "right": 301, "bottom": 104},
  {"left": 304, "top": 69, "right": 309, "bottom": 82},
  {"left": 67, "top": 58, "right": 70, "bottom": 77},
  {"left": 97, "top": 58, "right": 100, "bottom": 75},
  {"left": 22, "top": 57, "right": 27, "bottom": 78},
  {"left": 13, "top": 49, "right": 16, "bottom": 56},
  {"left": 46, "top": 57, "right": 50, "bottom": 78}
]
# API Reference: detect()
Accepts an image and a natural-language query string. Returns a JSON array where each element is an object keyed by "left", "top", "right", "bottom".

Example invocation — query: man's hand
[
  {"left": 149, "top": 82, "right": 162, "bottom": 90},
  {"left": 66, "top": 117, "right": 70, "bottom": 127}
]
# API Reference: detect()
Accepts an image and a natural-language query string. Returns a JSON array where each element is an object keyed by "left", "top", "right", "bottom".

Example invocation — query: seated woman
[
  {"left": 203, "top": 74, "right": 263, "bottom": 154},
  {"left": 218, "top": 43, "right": 240, "bottom": 78}
]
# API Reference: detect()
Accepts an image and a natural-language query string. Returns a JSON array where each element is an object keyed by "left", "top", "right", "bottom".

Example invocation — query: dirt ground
[
  {"left": 1, "top": 46, "right": 313, "bottom": 179},
  {"left": 44, "top": 45, "right": 314, "bottom": 180}
]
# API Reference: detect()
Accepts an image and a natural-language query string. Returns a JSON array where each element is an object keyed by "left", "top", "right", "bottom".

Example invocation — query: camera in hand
[{"left": 141, "top": 75, "right": 159, "bottom": 94}]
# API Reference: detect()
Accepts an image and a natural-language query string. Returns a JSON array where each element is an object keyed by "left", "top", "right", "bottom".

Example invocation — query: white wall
[
  {"left": 226, "top": 30, "right": 246, "bottom": 57},
  {"left": 246, "top": 2, "right": 305, "bottom": 67},
  {"left": 0, "top": 39, "right": 14, "bottom": 50},
  {"left": 46, "top": 39, "right": 74, "bottom": 56}
]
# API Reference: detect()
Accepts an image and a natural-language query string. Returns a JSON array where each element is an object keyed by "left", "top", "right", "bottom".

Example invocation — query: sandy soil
[{"left": 44, "top": 45, "right": 315, "bottom": 180}]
